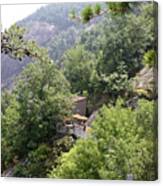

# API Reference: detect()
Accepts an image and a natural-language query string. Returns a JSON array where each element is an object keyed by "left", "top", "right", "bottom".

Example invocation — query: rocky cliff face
[{"left": 133, "top": 67, "right": 157, "bottom": 99}]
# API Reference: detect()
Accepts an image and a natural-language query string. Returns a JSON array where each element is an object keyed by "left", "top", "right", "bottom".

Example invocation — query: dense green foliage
[
  {"left": 47, "top": 27, "right": 79, "bottom": 65},
  {"left": 79, "top": 3, "right": 156, "bottom": 76},
  {"left": 2, "top": 59, "right": 73, "bottom": 176},
  {"left": 12, "top": 144, "right": 52, "bottom": 177},
  {"left": 142, "top": 50, "right": 156, "bottom": 68},
  {"left": 12, "top": 136, "right": 74, "bottom": 177},
  {"left": 2, "top": 25, "right": 33, "bottom": 60},
  {"left": 62, "top": 2, "right": 157, "bottom": 110},
  {"left": 81, "top": 5, "right": 94, "bottom": 23},
  {"left": 1, "top": 1, "right": 157, "bottom": 180},
  {"left": 49, "top": 99, "right": 157, "bottom": 180},
  {"left": 63, "top": 45, "right": 96, "bottom": 94},
  {"left": 94, "top": 4, "right": 101, "bottom": 15}
]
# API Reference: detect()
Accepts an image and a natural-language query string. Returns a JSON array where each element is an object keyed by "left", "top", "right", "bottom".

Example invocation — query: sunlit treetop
[{"left": 142, "top": 49, "right": 157, "bottom": 68}]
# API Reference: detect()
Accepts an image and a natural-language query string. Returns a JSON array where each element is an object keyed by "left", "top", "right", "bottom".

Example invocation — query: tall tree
[
  {"left": 2, "top": 59, "right": 73, "bottom": 172},
  {"left": 63, "top": 45, "right": 96, "bottom": 94}
]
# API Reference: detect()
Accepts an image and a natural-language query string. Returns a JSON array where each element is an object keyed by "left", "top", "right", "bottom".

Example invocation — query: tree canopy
[
  {"left": 2, "top": 58, "right": 73, "bottom": 176},
  {"left": 49, "top": 99, "right": 157, "bottom": 180},
  {"left": 1, "top": 1, "right": 158, "bottom": 179}
]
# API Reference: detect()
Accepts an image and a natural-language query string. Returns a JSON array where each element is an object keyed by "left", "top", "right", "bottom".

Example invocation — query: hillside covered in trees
[
  {"left": 1, "top": 1, "right": 158, "bottom": 180},
  {"left": 1, "top": 3, "right": 87, "bottom": 88}
]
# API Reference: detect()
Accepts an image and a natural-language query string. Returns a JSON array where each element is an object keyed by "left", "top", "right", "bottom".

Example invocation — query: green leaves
[
  {"left": 108, "top": 2, "right": 130, "bottom": 15},
  {"left": 142, "top": 50, "right": 156, "bottom": 68},
  {"left": 49, "top": 99, "right": 157, "bottom": 180},
  {"left": 71, "top": 2, "right": 131, "bottom": 23},
  {"left": 2, "top": 59, "right": 73, "bottom": 175},
  {"left": 69, "top": 2, "right": 130, "bottom": 23},
  {"left": 63, "top": 45, "right": 96, "bottom": 94},
  {"left": 49, "top": 139, "right": 101, "bottom": 179},
  {"left": 94, "top": 4, "right": 101, "bottom": 15},
  {"left": 80, "top": 2, "right": 156, "bottom": 77},
  {"left": 1, "top": 2, "right": 157, "bottom": 179},
  {"left": 13, "top": 144, "right": 51, "bottom": 177},
  {"left": 81, "top": 5, "right": 93, "bottom": 23},
  {"left": 1, "top": 24, "right": 54, "bottom": 64},
  {"left": 1, "top": 24, "right": 26, "bottom": 60}
]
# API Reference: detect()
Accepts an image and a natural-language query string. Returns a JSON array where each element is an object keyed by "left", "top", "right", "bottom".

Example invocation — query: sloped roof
[{"left": 73, "top": 114, "right": 88, "bottom": 121}]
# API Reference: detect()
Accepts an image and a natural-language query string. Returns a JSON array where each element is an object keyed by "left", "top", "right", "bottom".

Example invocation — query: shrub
[{"left": 49, "top": 99, "right": 157, "bottom": 180}]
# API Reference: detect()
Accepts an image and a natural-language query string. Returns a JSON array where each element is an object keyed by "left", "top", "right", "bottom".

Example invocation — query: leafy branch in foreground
[
  {"left": 69, "top": 2, "right": 130, "bottom": 23},
  {"left": 1, "top": 24, "right": 53, "bottom": 63}
]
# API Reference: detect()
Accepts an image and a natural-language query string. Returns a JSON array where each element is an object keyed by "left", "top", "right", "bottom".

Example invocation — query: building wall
[{"left": 73, "top": 99, "right": 87, "bottom": 116}]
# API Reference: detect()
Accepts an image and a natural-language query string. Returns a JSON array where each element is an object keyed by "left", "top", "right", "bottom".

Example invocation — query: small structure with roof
[
  {"left": 60, "top": 96, "right": 88, "bottom": 138},
  {"left": 72, "top": 96, "right": 87, "bottom": 116}
]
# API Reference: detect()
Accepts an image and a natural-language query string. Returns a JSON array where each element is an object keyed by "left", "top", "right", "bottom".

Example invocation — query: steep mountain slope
[{"left": 1, "top": 3, "right": 88, "bottom": 88}]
